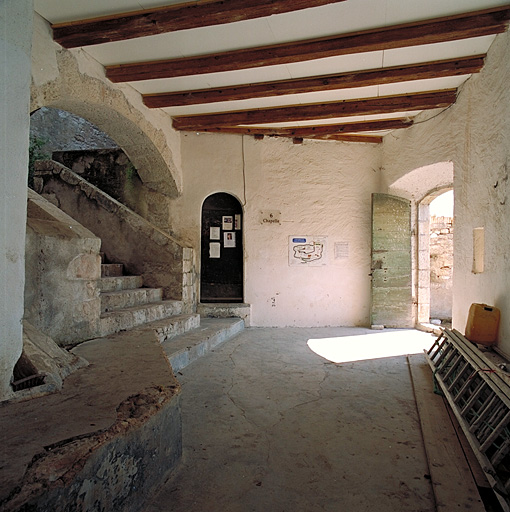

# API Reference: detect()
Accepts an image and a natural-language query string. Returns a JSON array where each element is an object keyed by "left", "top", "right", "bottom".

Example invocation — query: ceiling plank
[
  {"left": 52, "top": 0, "right": 347, "bottom": 48},
  {"left": 172, "top": 90, "right": 457, "bottom": 130},
  {"left": 106, "top": 6, "right": 510, "bottom": 82},
  {"left": 143, "top": 55, "right": 484, "bottom": 108},
  {"left": 181, "top": 118, "right": 413, "bottom": 136}
]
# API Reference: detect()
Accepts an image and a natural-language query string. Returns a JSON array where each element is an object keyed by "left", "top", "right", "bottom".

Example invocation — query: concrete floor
[{"left": 144, "top": 327, "right": 445, "bottom": 512}]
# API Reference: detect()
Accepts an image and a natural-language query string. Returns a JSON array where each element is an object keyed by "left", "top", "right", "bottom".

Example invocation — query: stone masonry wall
[
  {"left": 25, "top": 189, "right": 102, "bottom": 346},
  {"left": 429, "top": 216, "right": 453, "bottom": 321}
]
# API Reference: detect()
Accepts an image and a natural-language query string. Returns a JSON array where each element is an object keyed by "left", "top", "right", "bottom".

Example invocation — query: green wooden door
[{"left": 371, "top": 193, "right": 412, "bottom": 327}]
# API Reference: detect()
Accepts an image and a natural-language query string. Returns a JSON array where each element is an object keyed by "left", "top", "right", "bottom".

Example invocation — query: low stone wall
[
  {"left": 34, "top": 161, "right": 196, "bottom": 313},
  {"left": 2, "top": 386, "right": 182, "bottom": 512},
  {"left": 0, "top": 326, "right": 184, "bottom": 512},
  {"left": 25, "top": 189, "right": 102, "bottom": 345}
]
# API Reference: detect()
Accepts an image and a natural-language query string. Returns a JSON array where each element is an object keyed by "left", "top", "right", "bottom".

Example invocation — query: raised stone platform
[
  {"left": 0, "top": 327, "right": 182, "bottom": 511},
  {"left": 0, "top": 318, "right": 243, "bottom": 511}
]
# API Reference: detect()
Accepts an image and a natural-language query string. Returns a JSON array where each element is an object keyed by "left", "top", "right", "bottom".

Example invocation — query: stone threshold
[{"left": 197, "top": 302, "right": 251, "bottom": 327}]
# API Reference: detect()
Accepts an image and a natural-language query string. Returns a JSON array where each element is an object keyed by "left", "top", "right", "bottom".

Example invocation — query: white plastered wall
[
  {"left": 382, "top": 31, "right": 510, "bottom": 355},
  {"left": 170, "top": 133, "right": 381, "bottom": 327},
  {"left": 0, "top": 0, "right": 33, "bottom": 400}
]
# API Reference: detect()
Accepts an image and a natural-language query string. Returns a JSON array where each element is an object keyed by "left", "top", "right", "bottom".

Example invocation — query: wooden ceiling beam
[
  {"left": 182, "top": 118, "right": 413, "bottom": 136},
  {"left": 172, "top": 90, "right": 457, "bottom": 130},
  {"left": 143, "top": 55, "right": 484, "bottom": 108},
  {"left": 106, "top": 6, "right": 510, "bottom": 82},
  {"left": 52, "top": 0, "right": 347, "bottom": 48}
]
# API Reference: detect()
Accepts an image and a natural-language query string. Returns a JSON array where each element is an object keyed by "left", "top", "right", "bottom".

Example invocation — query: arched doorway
[
  {"left": 200, "top": 193, "right": 243, "bottom": 303},
  {"left": 417, "top": 188, "right": 453, "bottom": 325},
  {"left": 387, "top": 161, "right": 454, "bottom": 327},
  {"left": 429, "top": 190, "right": 454, "bottom": 324}
]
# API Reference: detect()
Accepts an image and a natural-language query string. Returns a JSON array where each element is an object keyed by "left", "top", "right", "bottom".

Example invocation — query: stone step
[
  {"left": 98, "top": 275, "right": 143, "bottom": 293},
  {"left": 100, "top": 300, "right": 183, "bottom": 336},
  {"left": 101, "top": 263, "right": 124, "bottom": 277},
  {"left": 161, "top": 317, "right": 244, "bottom": 372},
  {"left": 139, "top": 313, "right": 201, "bottom": 343},
  {"left": 100, "top": 287, "right": 163, "bottom": 313}
]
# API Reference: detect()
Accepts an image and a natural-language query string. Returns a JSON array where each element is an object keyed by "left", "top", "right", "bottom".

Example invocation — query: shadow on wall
[{"left": 29, "top": 107, "right": 173, "bottom": 230}]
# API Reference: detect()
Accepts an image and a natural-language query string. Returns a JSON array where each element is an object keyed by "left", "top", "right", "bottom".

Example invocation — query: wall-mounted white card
[
  {"left": 209, "top": 242, "right": 220, "bottom": 258},
  {"left": 222, "top": 216, "right": 233, "bottom": 230},
  {"left": 210, "top": 227, "right": 220, "bottom": 240},
  {"left": 224, "top": 232, "right": 236, "bottom": 248}
]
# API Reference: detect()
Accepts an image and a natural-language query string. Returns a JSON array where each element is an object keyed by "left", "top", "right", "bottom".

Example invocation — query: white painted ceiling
[{"left": 33, "top": 0, "right": 509, "bottom": 139}]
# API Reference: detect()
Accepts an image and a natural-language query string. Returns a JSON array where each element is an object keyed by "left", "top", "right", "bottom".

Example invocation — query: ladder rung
[
  {"left": 480, "top": 409, "right": 510, "bottom": 452},
  {"left": 434, "top": 340, "right": 455, "bottom": 368},
  {"left": 461, "top": 380, "right": 490, "bottom": 416},
  {"left": 469, "top": 394, "right": 498, "bottom": 433},
  {"left": 428, "top": 333, "right": 446, "bottom": 359},
  {"left": 437, "top": 347, "right": 460, "bottom": 375},
  {"left": 442, "top": 353, "right": 462, "bottom": 380},
  {"left": 453, "top": 369, "right": 479, "bottom": 403},
  {"left": 444, "top": 357, "right": 469, "bottom": 391},
  {"left": 477, "top": 404, "right": 507, "bottom": 445},
  {"left": 491, "top": 436, "right": 510, "bottom": 467},
  {"left": 444, "top": 357, "right": 468, "bottom": 388}
]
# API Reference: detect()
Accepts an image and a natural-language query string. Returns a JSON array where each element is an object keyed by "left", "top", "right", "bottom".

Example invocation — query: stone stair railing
[{"left": 34, "top": 160, "right": 196, "bottom": 314}]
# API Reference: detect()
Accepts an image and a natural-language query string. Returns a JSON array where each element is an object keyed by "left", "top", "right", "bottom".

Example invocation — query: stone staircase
[
  {"left": 98, "top": 259, "right": 200, "bottom": 338},
  {"left": 96, "top": 258, "right": 245, "bottom": 374}
]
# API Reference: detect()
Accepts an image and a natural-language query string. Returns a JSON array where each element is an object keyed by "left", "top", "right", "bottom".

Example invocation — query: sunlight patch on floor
[{"left": 307, "top": 329, "right": 435, "bottom": 364}]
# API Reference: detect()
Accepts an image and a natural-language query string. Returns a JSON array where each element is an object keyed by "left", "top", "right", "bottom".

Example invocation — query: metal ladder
[{"left": 426, "top": 328, "right": 510, "bottom": 512}]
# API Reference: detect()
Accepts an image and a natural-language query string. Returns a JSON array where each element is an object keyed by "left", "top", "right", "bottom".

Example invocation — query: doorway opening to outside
[{"left": 417, "top": 189, "right": 453, "bottom": 327}]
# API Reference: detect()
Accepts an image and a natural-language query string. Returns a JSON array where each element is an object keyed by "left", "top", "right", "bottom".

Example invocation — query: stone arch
[
  {"left": 388, "top": 161, "right": 453, "bottom": 201},
  {"left": 30, "top": 48, "right": 181, "bottom": 198}
]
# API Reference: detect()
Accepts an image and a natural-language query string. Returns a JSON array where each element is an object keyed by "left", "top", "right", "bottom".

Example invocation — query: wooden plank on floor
[
  {"left": 444, "top": 402, "right": 491, "bottom": 490},
  {"left": 408, "top": 354, "right": 485, "bottom": 511}
]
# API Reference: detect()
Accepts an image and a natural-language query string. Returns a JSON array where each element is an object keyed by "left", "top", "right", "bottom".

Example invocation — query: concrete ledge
[
  {"left": 0, "top": 329, "right": 182, "bottom": 512},
  {"left": 3, "top": 387, "right": 181, "bottom": 512},
  {"left": 162, "top": 318, "right": 244, "bottom": 372},
  {"left": 198, "top": 303, "right": 251, "bottom": 327}
]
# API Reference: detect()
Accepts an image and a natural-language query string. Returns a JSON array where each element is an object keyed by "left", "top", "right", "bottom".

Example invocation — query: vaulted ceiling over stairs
[{"left": 35, "top": 0, "right": 510, "bottom": 144}]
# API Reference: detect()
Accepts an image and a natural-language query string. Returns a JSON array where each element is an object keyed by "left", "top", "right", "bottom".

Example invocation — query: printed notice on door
[
  {"left": 289, "top": 236, "right": 327, "bottom": 266},
  {"left": 210, "top": 227, "right": 220, "bottom": 240},
  {"left": 224, "top": 232, "right": 236, "bottom": 248},
  {"left": 222, "top": 216, "right": 233, "bottom": 231},
  {"left": 209, "top": 242, "right": 221, "bottom": 258}
]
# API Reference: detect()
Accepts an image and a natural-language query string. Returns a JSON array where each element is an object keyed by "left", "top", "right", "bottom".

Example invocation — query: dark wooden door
[{"left": 200, "top": 193, "right": 243, "bottom": 303}]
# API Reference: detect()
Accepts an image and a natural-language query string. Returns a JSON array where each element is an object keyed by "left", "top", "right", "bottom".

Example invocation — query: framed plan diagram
[{"left": 289, "top": 236, "right": 327, "bottom": 266}]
